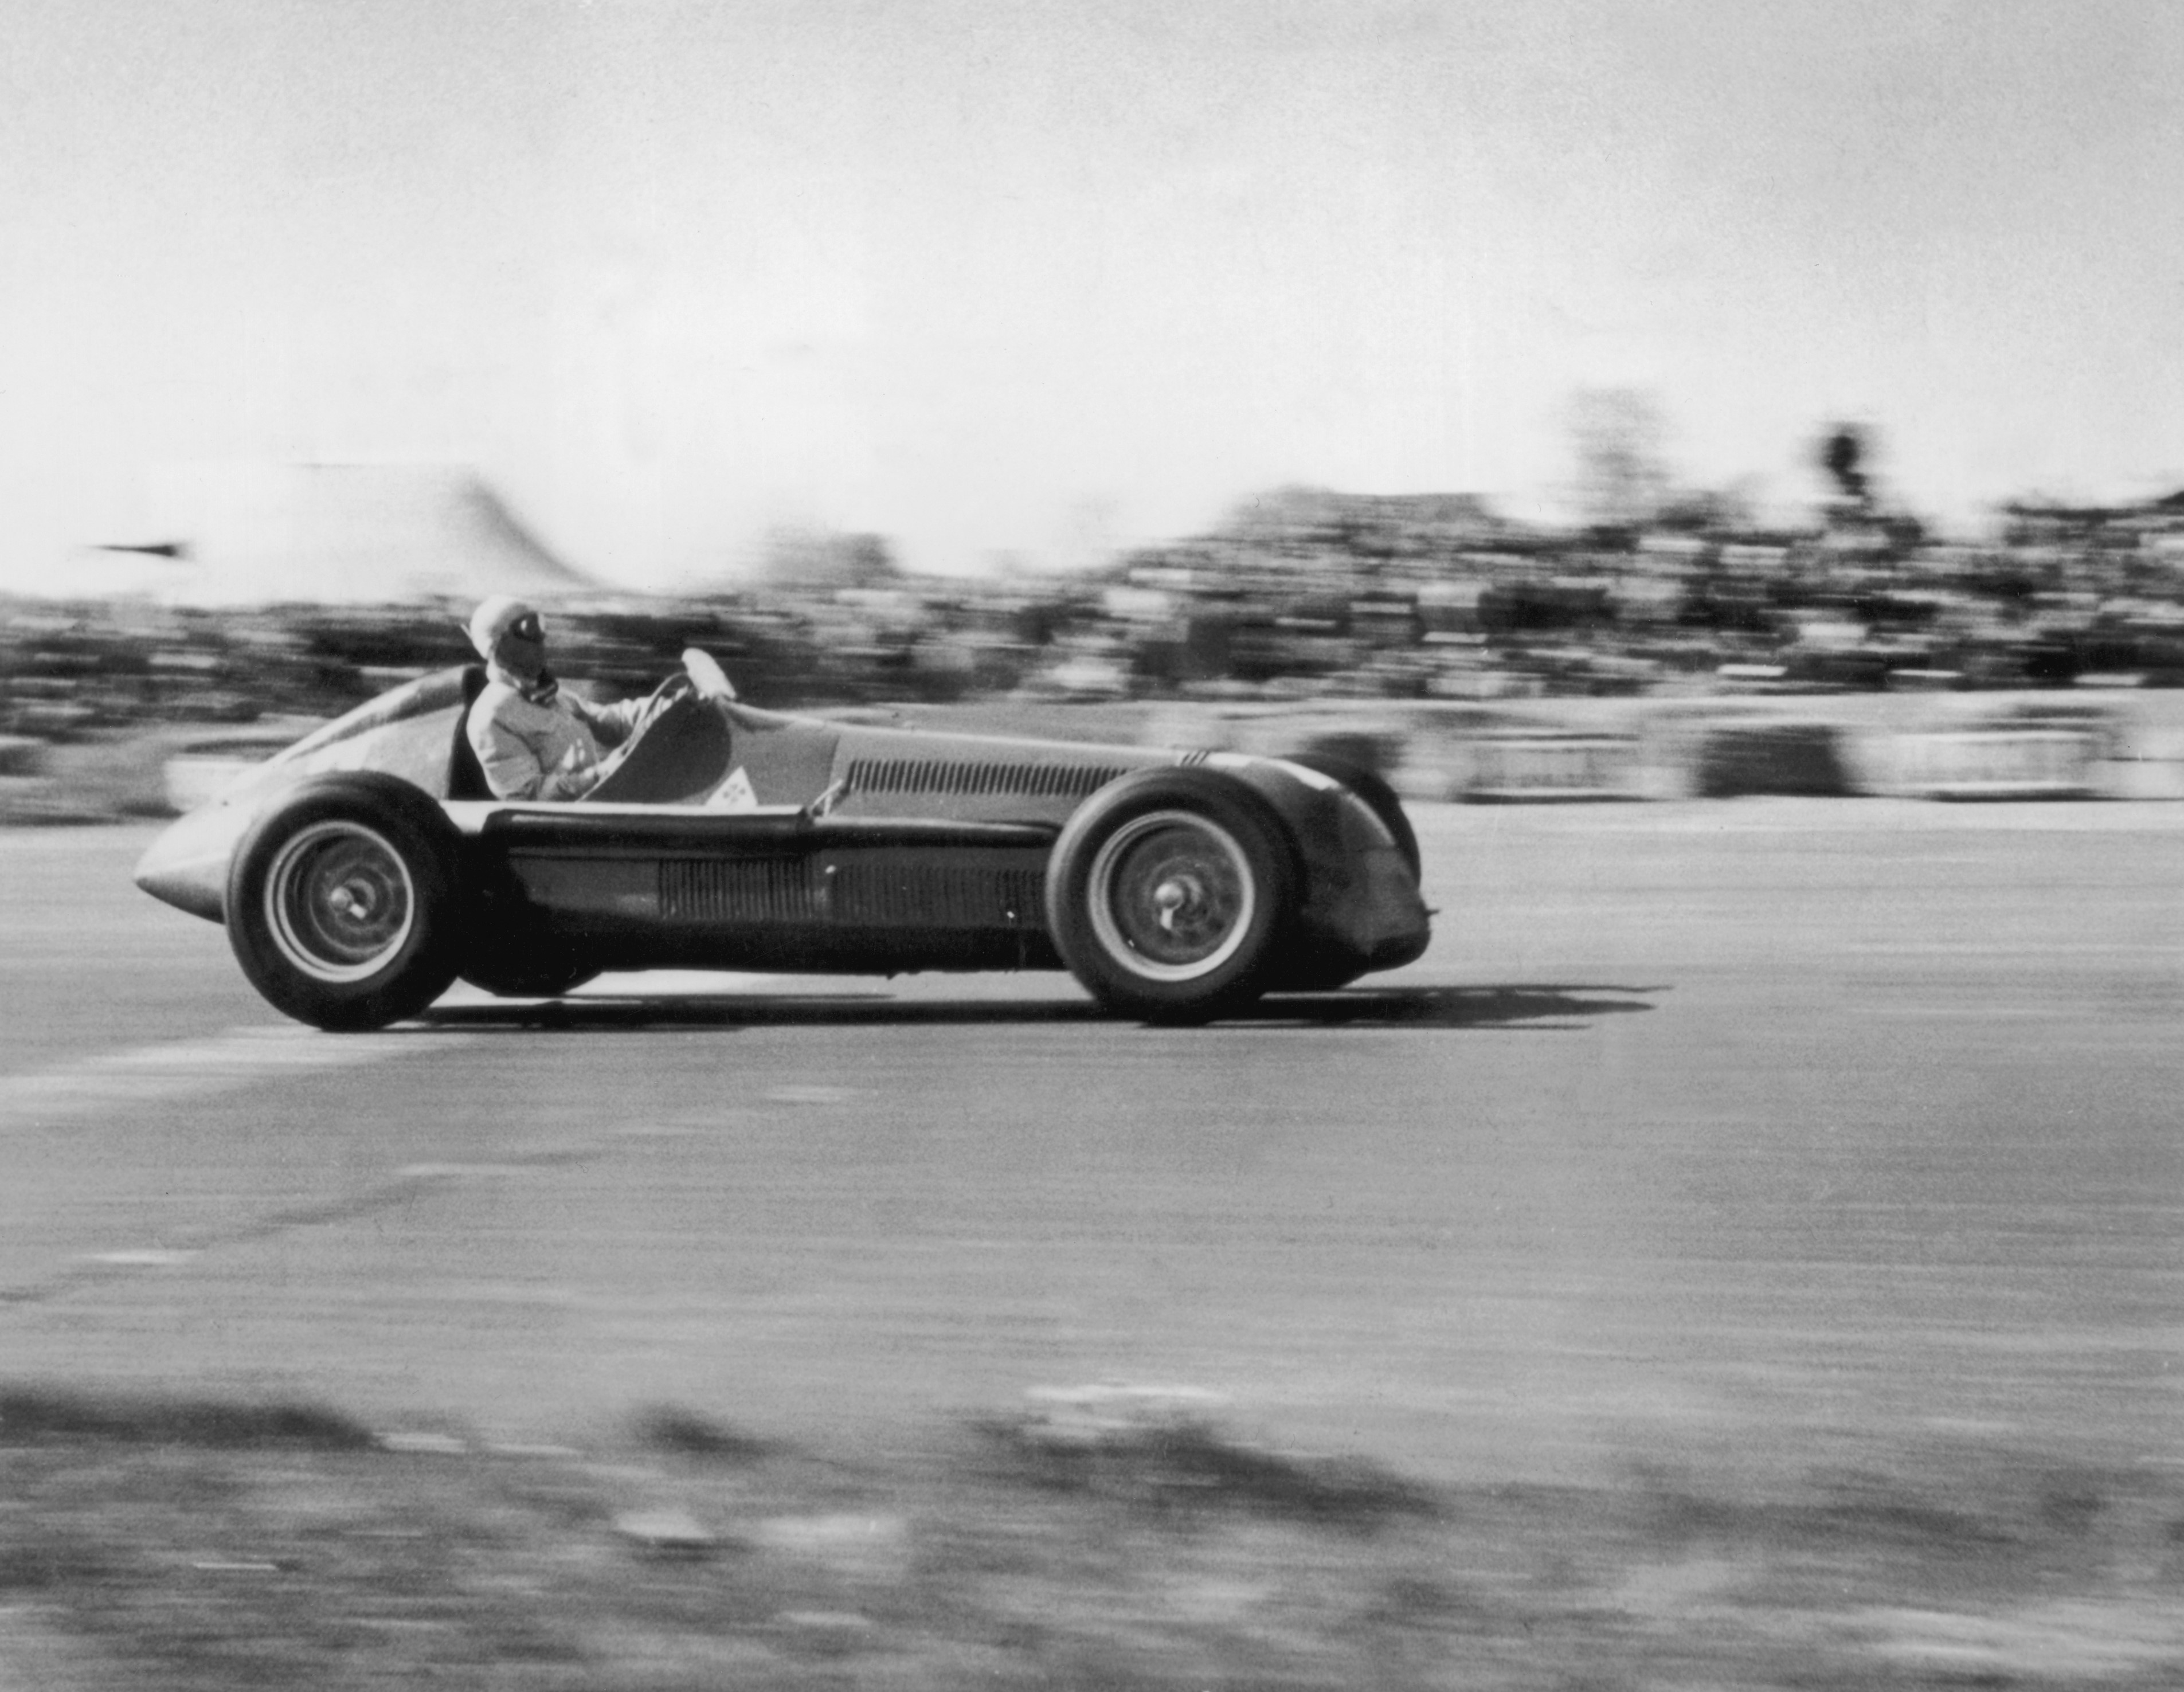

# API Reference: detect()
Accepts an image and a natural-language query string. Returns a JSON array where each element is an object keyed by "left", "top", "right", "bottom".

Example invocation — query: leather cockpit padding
[{"left": 447, "top": 667, "right": 495, "bottom": 800}]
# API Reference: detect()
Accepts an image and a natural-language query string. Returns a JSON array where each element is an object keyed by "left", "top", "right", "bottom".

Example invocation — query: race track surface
[{"left": 2, "top": 802, "right": 2178, "bottom": 1486}]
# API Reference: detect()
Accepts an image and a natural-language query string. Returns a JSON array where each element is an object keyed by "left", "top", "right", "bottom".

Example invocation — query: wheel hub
[
  {"left": 1084, "top": 810, "right": 1258, "bottom": 981},
  {"left": 263, "top": 820, "right": 418, "bottom": 983},
  {"left": 1151, "top": 875, "right": 1198, "bottom": 932},
  {"left": 329, "top": 882, "right": 375, "bottom": 922}
]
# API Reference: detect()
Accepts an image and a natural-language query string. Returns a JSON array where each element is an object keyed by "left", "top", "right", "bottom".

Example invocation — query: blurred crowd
[{"left": 7, "top": 482, "right": 2184, "bottom": 739}]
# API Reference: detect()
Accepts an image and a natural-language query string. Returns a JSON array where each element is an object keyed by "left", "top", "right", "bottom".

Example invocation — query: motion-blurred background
[{"left": 6, "top": 2, "right": 2184, "bottom": 778}]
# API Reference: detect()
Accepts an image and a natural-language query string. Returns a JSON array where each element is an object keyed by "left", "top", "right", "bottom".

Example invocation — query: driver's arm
[
  {"left": 471, "top": 710, "right": 601, "bottom": 801},
  {"left": 566, "top": 691, "right": 651, "bottom": 749}
]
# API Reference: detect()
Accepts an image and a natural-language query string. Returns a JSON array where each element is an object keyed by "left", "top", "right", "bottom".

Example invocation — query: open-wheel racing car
[{"left": 135, "top": 651, "right": 1430, "bottom": 1031}]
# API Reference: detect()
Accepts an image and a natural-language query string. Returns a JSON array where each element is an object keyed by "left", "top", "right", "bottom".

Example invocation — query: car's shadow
[{"left": 417, "top": 982, "right": 1665, "bottom": 1034}]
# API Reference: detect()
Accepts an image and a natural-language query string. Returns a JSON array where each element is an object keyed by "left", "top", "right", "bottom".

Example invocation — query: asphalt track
[{"left": 1, "top": 803, "right": 2178, "bottom": 1486}]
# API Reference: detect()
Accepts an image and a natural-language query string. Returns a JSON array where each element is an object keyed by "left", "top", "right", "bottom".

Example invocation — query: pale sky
[{"left": 3, "top": 0, "right": 2181, "bottom": 590}]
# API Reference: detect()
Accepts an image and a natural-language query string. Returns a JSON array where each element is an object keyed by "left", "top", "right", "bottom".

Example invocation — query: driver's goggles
[{"left": 505, "top": 613, "right": 545, "bottom": 641}]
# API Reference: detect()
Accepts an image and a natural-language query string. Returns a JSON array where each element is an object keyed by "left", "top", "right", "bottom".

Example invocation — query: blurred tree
[
  {"left": 1655, "top": 482, "right": 1758, "bottom": 535},
  {"left": 1569, "top": 389, "right": 1669, "bottom": 530},
  {"left": 757, "top": 527, "right": 899, "bottom": 591},
  {"left": 1819, "top": 424, "right": 1872, "bottom": 511}
]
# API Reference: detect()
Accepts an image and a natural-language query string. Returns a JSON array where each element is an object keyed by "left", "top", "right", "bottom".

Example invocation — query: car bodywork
[{"left": 136, "top": 659, "right": 1430, "bottom": 1028}]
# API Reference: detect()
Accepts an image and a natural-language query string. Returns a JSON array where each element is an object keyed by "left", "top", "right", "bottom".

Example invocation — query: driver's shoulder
[{"left": 469, "top": 676, "right": 561, "bottom": 735}]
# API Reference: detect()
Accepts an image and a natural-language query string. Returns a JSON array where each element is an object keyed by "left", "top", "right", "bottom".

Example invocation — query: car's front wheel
[
  {"left": 226, "top": 775, "right": 463, "bottom": 1031},
  {"left": 1046, "top": 768, "right": 1294, "bottom": 1022}
]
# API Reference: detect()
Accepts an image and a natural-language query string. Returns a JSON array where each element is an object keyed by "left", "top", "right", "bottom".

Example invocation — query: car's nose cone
[{"left": 134, "top": 801, "right": 250, "bottom": 923}]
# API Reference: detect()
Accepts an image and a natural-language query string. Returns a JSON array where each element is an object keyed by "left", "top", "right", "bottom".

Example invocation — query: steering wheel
[
  {"left": 645, "top": 669, "right": 695, "bottom": 710},
  {"left": 576, "top": 657, "right": 732, "bottom": 802},
  {"left": 575, "top": 671, "right": 691, "bottom": 794}
]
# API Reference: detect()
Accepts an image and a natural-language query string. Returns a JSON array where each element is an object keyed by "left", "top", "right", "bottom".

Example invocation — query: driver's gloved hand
[{"left": 553, "top": 745, "right": 602, "bottom": 797}]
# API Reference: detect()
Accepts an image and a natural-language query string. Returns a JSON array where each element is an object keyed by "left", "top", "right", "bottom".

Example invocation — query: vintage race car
[{"left": 134, "top": 652, "right": 1430, "bottom": 1031}]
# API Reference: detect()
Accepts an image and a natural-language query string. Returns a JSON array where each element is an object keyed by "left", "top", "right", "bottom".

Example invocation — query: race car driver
[{"left": 464, "top": 595, "right": 651, "bottom": 801}]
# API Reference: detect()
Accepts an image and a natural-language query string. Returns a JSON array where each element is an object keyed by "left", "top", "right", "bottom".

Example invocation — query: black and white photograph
[{"left": 2, "top": 1, "right": 2181, "bottom": 1683}]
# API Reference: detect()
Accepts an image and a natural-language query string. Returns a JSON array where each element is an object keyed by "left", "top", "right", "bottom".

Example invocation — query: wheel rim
[
  {"left": 1084, "top": 809, "right": 1258, "bottom": 982},
  {"left": 262, "top": 820, "right": 418, "bottom": 984}
]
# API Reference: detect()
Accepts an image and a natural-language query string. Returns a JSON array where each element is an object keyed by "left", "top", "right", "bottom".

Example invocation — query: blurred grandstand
[{"left": 8, "top": 469, "right": 2184, "bottom": 749}]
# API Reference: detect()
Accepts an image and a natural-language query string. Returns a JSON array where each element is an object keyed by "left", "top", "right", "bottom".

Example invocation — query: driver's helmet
[{"left": 468, "top": 596, "right": 543, "bottom": 661}]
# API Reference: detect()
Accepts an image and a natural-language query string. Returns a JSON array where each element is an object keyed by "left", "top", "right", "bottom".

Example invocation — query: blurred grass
[
  {"left": 40, "top": 734, "right": 182, "bottom": 820},
  {"left": 0, "top": 1385, "right": 373, "bottom": 1450},
  {"left": 1, "top": 1385, "right": 2181, "bottom": 1690},
  {"left": 0, "top": 723, "right": 309, "bottom": 825}
]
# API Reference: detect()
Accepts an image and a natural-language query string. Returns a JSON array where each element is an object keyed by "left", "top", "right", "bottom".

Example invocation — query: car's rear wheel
[
  {"left": 227, "top": 775, "right": 462, "bottom": 1031},
  {"left": 1046, "top": 768, "right": 1294, "bottom": 1022}
]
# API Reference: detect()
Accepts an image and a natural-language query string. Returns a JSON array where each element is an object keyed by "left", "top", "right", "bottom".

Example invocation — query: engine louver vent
[
  {"left": 830, "top": 864, "right": 1045, "bottom": 929},
  {"left": 660, "top": 858, "right": 819, "bottom": 923},
  {"left": 659, "top": 859, "right": 1044, "bottom": 930},
  {"left": 844, "top": 758, "right": 1125, "bottom": 799}
]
